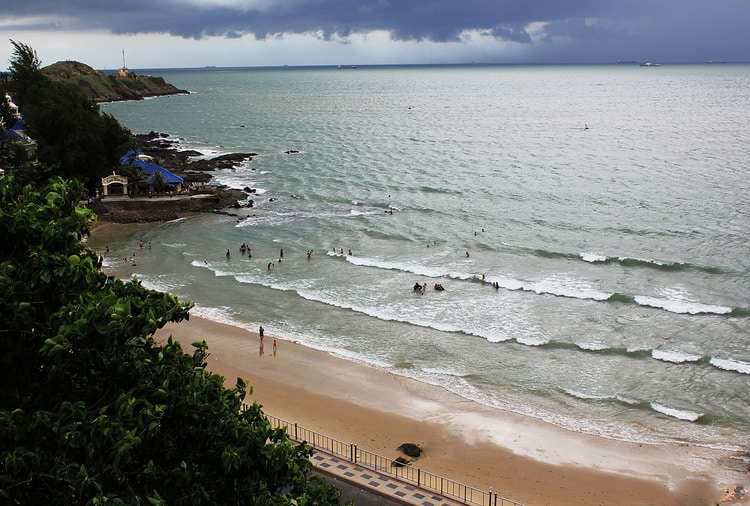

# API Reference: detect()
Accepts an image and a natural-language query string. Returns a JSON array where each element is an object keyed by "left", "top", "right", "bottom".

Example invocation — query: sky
[{"left": 0, "top": 0, "right": 748, "bottom": 70}]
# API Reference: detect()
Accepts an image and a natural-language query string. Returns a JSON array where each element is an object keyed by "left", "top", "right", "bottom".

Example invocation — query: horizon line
[{"left": 95, "top": 60, "right": 747, "bottom": 72}]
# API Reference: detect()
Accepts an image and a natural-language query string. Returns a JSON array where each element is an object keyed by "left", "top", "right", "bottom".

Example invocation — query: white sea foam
[
  {"left": 132, "top": 273, "right": 183, "bottom": 294},
  {"left": 345, "top": 255, "right": 469, "bottom": 280},
  {"left": 515, "top": 335, "right": 549, "bottom": 346},
  {"left": 575, "top": 340, "right": 611, "bottom": 351},
  {"left": 650, "top": 402, "right": 703, "bottom": 422},
  {"left": 651, "top": 349, "right": 703, "bottom": 364},
  {"left": 564, "top": 389, "right": 611, "bottom": 401},
  {"left": 709, "top": 357, "right": 750, "bottom": 375},
  {"left": 190, "top": 305, "right": 247, "bottom": 329},
  {"left": 619, "top": 256, "right": 669, "bottom": 266},
  {"left": 510, "top": 275, "right": 611, "bottom": 301},
  {"left": 580, "top": 252, "right": 608, "bottom": 263},
  {"left": 615, "top": 395, "right": 640, "bottom": 405},
  {"left": 634, "top": 295, "right": 732, "bottom": 315}
]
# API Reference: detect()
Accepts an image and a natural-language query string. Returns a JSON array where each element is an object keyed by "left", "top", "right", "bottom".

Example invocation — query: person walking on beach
[
  {"left": 272, "top": 339, "right": 277, "bottom": 357},
  {"left": 259, "top": 325, "right": 264, "bottom": 342}
]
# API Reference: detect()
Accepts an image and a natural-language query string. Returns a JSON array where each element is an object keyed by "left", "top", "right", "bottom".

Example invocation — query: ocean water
[{"left": 93, "top": 64, "right": 750, "bottom": 455}]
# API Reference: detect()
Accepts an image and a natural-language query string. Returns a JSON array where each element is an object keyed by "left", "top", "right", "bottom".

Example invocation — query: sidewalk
[{"left": 311, "top": 450, "right": 467, "bottom": 506}]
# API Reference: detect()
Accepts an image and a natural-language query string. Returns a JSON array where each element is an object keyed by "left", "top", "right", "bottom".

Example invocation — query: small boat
[{"left": 639, "top": 62, "right": 661, "bottom": 67}]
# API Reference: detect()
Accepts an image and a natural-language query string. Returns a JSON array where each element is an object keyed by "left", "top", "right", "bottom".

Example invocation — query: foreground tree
[
  {"left": 0, "top": 175, "right": 343, "bottom": 504},
  {"left": 5, "top": 41, "right": 133, "bottom": 192}
]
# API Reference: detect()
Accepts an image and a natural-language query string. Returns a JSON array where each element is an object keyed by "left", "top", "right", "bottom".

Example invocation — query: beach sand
[{"left": 153, "top": 315, "right": 747, "bottom": 506}]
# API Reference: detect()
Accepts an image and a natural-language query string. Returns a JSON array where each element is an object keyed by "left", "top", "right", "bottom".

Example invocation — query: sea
[{"left": 92, "top": 64, "right": 750, "bottom": 459}]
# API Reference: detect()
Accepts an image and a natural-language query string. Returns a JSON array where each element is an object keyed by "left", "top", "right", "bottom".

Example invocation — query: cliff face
[{"left": 41, "top": 61, "right": 188, "bottom": 103}]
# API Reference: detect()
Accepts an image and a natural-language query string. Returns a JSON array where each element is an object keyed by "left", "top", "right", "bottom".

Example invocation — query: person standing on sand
[
  {"left": 272, "top": 339, "right": 277, "bottom": 357},
  {"left": 259, "top": 325, "right": 264, "bottom": 342}
]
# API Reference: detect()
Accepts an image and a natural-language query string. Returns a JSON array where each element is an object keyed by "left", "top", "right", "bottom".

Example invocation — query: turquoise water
[{"left": 94, "top": 64, "right": 750, "bottom": 452}]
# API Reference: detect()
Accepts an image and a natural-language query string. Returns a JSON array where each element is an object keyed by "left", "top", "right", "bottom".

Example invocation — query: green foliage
[
  {"left": 7, "top": 40, "right": 43, "bottom": 107},
  {"left": 5, "top": 41, "right": 134, "bottom": 191},
  {"left": 0, "top": 175, "right": 344, "bottom": 504},
  {"left": 119, "top": 164, "right": 147, "bottom": 196}
]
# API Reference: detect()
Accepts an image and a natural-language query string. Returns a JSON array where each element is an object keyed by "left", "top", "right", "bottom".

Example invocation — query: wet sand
[{"left": 153, "top": 315, "right": 746, "bottom": 505}]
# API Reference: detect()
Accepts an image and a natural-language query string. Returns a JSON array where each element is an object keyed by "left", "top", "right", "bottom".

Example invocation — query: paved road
[{"left": 318, "top": 472, "right": 405, "bottom": 505}]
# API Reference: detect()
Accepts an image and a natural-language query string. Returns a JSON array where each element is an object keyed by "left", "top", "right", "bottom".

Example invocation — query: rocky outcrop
[
  {"left": 396, "top": 443, "right": 422, "bottom": 459},
  {"left": 90, "top": 189, "right": 246, "bottom": 224},
  {"left": 135, "top": 132, "right": 257, "bottom": 182},
  {"left": 91, "top": 132, "right": 257, "bottom": 223},
  {"left": 41, "top": 61, "right": 188, "bottom": 103}
]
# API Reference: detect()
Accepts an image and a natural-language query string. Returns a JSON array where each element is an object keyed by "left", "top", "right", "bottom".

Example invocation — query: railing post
[
  {"left": 352, "top": 443, "right": 357, "bottom": 464},
  {"left": 294, "top": 422, "right": 298, "bottom": 441},
  {"left": 417, "top": 468, "right": 420, "bottom": 488}
]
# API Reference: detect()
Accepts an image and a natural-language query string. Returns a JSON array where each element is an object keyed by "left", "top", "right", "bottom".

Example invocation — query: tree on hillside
[
  {"left": 0, "top": 175, "right": 345, "bottom": 505},
  {"left": 5, "top": 41, "right": 133, "bottom": 192},
  {"left": 6, "top": 40, "right": 44, "bottom": 108}
]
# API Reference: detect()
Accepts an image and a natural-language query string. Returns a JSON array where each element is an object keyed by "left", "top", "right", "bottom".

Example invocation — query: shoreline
[{"left": 153, "top": 313, "right": 746, "bottom": 505}]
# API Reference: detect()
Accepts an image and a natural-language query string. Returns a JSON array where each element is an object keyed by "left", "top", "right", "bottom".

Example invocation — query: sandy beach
[{"left": 152, "top": 314, "right": 747, "bottom": 506}]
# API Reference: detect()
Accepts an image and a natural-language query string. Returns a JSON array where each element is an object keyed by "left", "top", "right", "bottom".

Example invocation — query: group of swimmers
[
  {"left": 222, "top": 244, "right": 319, "bottom": 270},
  {"left": 413, "top": 282, "right": 446, "bottom": 293}
]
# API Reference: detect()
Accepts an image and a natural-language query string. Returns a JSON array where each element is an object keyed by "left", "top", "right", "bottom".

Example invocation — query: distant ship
[
  {"left": 337, "top": 65, "right": 358, "bottom": 69},
  {"left": 639, "top": 62, "right": 661, "bottom": 67}
]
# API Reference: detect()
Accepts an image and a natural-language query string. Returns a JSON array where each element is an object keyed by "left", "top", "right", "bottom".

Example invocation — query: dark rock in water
[
  {"left": 135, "top": 133, "right": 257, "bottom": 174},
  {"left": 396, "top": 443, "right": 422, "bottom": 459},
  {"left": 391, "top": 456, "right": 410, "bottom": 467}
]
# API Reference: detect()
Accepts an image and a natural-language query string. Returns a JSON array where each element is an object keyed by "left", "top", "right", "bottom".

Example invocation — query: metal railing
[{"left": 254, "top": 408, "right": 523, "bottom": 506}]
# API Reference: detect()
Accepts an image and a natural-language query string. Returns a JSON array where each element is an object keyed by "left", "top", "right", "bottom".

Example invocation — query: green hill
[{"left": 41, "top": 60, "right": 188, "bottom": 103}]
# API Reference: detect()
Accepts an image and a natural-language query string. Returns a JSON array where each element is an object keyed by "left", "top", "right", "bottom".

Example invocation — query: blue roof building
[{"left": 120, "top": 149, "right": 185, "bottom": 189}]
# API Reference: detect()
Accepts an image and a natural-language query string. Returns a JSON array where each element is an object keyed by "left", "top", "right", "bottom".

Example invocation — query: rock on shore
[{"left": 93, "top": 132, "right": 256, "bottom": 223}]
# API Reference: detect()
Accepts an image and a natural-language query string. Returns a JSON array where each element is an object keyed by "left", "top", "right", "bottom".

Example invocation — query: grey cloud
[{"left": 3, "top": 0, "right": 749, "bottom": 62}]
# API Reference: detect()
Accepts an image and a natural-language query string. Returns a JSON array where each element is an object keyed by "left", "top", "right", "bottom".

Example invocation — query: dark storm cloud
[
  {"left": 4, "top": 0, "right": 749, "bottom": 62},
  {"left": 0, "top": 0, "right": 640, "bottom": 41}
]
